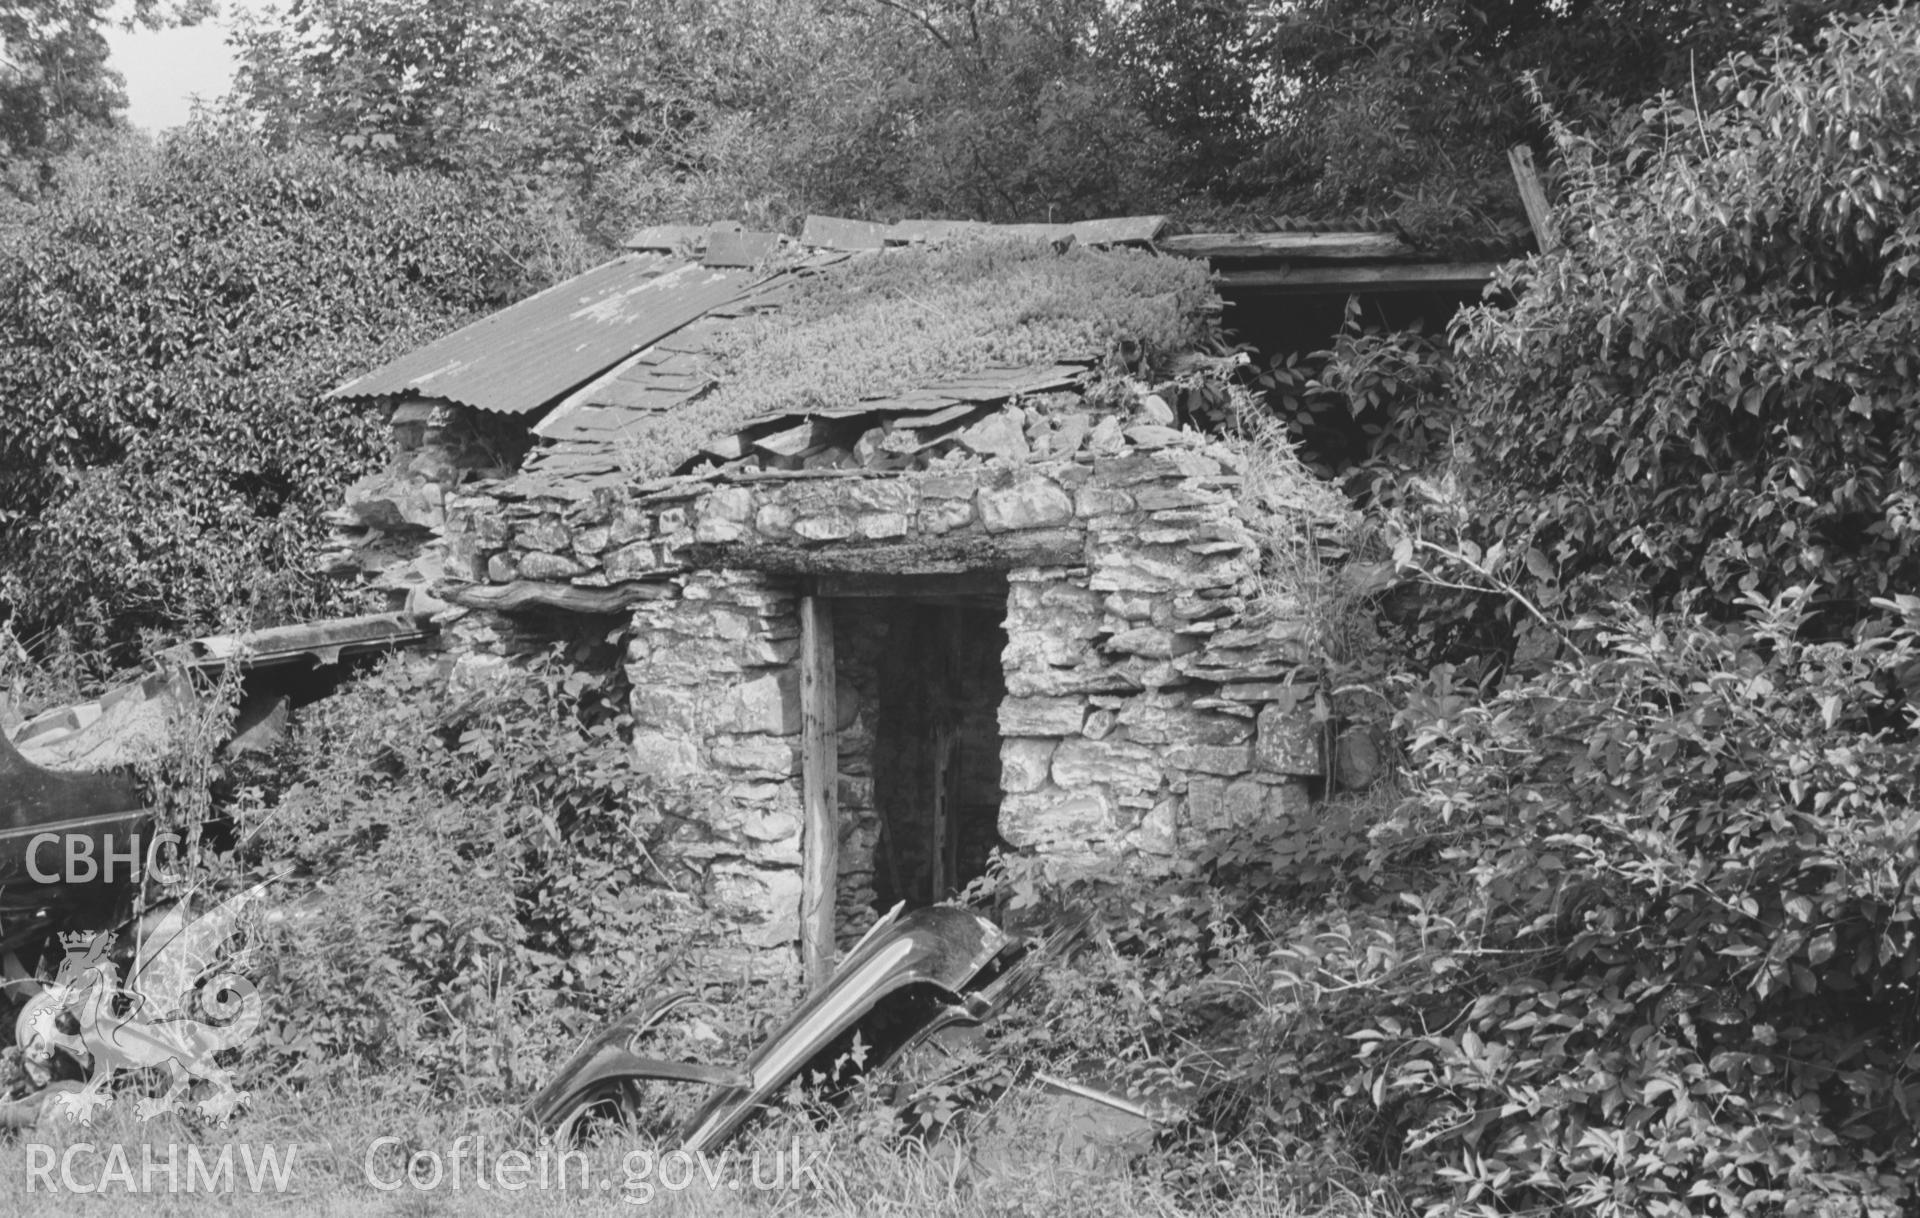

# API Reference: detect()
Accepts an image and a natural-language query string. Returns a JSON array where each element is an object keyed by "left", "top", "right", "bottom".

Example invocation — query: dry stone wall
[{"left": 441, "top": 405, "right": 1331, "bottom": 969}]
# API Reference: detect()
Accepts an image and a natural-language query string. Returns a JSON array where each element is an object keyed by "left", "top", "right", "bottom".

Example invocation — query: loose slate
[{"left": 703, "top": 229, "right": 782, "bottom": 268}]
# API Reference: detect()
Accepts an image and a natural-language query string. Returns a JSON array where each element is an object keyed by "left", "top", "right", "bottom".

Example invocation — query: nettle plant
[{"left": 241, "top": 649, "right": 789, "bottom": 1103}]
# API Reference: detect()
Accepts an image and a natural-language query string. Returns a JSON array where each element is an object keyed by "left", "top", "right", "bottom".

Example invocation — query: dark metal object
[
  {"left": 528, "top": 905, "right": 1063, "bottom": 1153},
  {"left": 0, "top": 733, "right": 151, "bottom": 952}
]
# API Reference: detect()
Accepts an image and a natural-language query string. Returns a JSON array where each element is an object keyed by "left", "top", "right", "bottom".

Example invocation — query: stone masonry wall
[
  {"left": 620, "top": 569, "right": 811, "bottom": 976},
  {"left": 443, "top": 406, "right": 1331, "bottom": 969}
]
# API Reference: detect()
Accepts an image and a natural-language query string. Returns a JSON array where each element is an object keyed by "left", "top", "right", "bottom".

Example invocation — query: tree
[
  {"left": 0, "top": 0, "right": 209, "bottom": 193},
  {"left": 1225, "top": 0, "right": 1890, "bottom": 233},
  {"left": 0, "top": 121, "right": 578, "bottom": 658},
  {"left": 741, "top": 0, "right": 1179, "bottom": 226},
  {"left": 228, "top": 0, "right": 822, "bottom": 230}
]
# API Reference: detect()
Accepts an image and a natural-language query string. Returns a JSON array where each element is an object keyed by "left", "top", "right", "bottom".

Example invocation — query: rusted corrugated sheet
[{"left": 328, "top": 255, "right": 763, "bottom": 415}]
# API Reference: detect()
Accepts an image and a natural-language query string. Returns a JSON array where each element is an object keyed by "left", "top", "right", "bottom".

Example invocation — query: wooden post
[
  {"left": 1507, "top": 144, "right": 1559, "bottom": 254},
  {"left": 934, "top": 604, "right": 964, "bottom": 901},
  {"left": 798, "top": 594, "right": 838, "bottom": 991},
  {"left": 930, "top": 723, "right": 956, "bottom": 904}
]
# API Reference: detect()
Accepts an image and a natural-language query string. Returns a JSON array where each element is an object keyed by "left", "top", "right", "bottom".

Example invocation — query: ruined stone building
[{"left": 323, "top": 214, "right": 1520, "bottom": 980}]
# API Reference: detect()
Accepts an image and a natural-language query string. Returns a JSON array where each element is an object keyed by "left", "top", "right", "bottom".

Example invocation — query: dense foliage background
[
  {"left": 213, "top": 0, "right": 1904, "bottom": 238},
  {"left": 1451, "top": 9, "right": 1920, "bottom": 625},
  {"left": 0, "top": 124, "right": 580, "bottom": 664}
]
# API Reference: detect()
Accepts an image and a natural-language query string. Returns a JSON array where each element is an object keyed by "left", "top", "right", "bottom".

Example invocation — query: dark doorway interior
[{"left": 867, "top": 600, "right": 1007, "bottom": 911}]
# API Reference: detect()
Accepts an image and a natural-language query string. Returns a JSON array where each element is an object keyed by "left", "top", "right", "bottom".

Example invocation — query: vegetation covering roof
[{"left": 611, "top": 237, "right": 1218, "bottom": 479}]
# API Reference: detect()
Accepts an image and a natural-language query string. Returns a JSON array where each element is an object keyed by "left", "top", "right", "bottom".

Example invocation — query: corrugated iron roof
[{"left": 328, "top": 254, "right": 765, "bottom": 414}]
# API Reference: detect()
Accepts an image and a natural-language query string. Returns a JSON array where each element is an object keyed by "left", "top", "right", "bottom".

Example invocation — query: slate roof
[{"left": 330, "top": 212, "right": 1522, "bottom": 498}]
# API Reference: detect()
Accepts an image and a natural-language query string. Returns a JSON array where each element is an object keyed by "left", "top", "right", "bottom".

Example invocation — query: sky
[{"left": 102, "top": 5, "right": 255, "bottom": 132}]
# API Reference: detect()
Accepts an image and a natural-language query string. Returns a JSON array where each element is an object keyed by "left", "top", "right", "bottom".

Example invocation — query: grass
[
  {"left": 1222, "top": 400, "right": 1375, "bottom": 666},
  {"left": 615, "top": 236, "right": 1217, "bottom": 477},
  {"left": 0, "top": 1076, "right": 1401, "bottom": 1217}
]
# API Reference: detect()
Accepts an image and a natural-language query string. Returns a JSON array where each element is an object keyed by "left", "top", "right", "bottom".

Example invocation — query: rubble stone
[
  {"left": 979, "top": 478, "right": 1072, "bottom": 533},
  {"left": 1000, "top": 739, "right": 1056, "bottom": 793},
  {"left": 793, "top": 513, "right": 854, "bottom": 542},
  {"left": 1335, "top": 726, "right": 1387, "bottom": 790},
  {"left": 520, "top": 516, "right": 570, "bottom": 552},
  {"left": 1050, "top": 737, "right": 1161, "bottom": 792},
  {"left": 719, "top": 671, "right": 802, "bottom": 736},
  {"left": 999, "top": 698, "right": 1086, "bottom": 736},
  {"left": 1000, "top": 789, "right": 1115, "bottom": 849},
  {"left": 957, "top": 413, "right": 1030, "bottom": 461},
  {"left": 1256, "top": 703, "right": 1323, "bottom": 776}
]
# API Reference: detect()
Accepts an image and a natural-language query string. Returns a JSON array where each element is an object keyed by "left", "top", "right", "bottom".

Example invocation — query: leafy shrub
[
  {"left": 966, "top": 850, "right": 1409, "bottom": 1207},
  {"left": 1256, "top": 299, "right": 1459, "bottom": 510},
  {"left": 982, "top": 585, "right": 1920, "bottom": 1214},
  {"left": 242, "top": 650, "right": 791, "bottom": 1103},
  {"left": 0, "top": 122, "right": 581, "bottom": 656},
  {"left": 1452, "top": 7, "right": 1920, "bottom": 621},
  {"left": 1343, "top": 588, "right": 1920, "bottom": 1215}
]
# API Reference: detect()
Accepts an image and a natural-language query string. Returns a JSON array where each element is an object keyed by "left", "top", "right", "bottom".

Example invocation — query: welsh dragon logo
[{"left": 20, "top": 877, "right": 275, "bottom": 1126}]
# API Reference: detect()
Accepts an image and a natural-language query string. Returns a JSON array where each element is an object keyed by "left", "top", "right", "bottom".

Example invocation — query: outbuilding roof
[
  {"left": 329, "top": 212, "right": 1524, "bottom": 498},
  {"left": 326, "top": 254, "right": 771, "bottom": 415}
]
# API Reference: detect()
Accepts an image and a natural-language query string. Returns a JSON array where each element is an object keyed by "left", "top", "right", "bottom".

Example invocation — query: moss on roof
[{"left": 618, "top": 237, "right": 1219, "bottom": 477}]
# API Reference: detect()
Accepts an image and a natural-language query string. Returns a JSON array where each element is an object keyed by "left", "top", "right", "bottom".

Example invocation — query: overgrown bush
[
  {"left": 240, "top": 650, "right": 793, "bottom": 1104},
  {"left": 1452, "top": 7, "right": 1920, "bottom": 622},
  {"left": 1256, "top": 299, "right": 1458, "bottom": 510},
  {"left": 0, "top": 122, "right": 582, "bottom": 662},
  {"left": 982, "top": 586, "right": 1920, "bottom": 1214},
  {"left": 1066, "top": 11, "right": 1920, "bottom": 1212}
]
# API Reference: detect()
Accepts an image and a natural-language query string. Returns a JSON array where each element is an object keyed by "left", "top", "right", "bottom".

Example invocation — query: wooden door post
[
  {"left": 798, "top": 594, "right": 838, "bottom": 990},
  {"left": 1508, "top": 144, "right": 1559, "bottom": 254}
]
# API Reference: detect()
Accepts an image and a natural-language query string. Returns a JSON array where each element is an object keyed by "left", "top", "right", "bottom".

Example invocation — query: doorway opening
[{"left": 828, "top": 579, "right": 1007, "bottom": 915}]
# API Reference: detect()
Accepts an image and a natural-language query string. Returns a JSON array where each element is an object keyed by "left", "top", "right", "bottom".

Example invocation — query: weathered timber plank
[
  {"left": 799, "top": 594, "right": 838, "bottom": 990},
  {"left": 1507, "top": 144, "right": 1559, "bottom": 253},
  {"left": 439, "top": 581, "right": 673, "bottom": 613},
  {"left": 686, "top": 529, "right": 1086, "bottom": 576},
  {"left": 1158, "top": 231, "right": 1415, "bottom": 260},
  {"left": 1214, "top": 262, "right": 1502, "bottom": 293},
  {"left": 816, "top": 572, "right": 1009, "bottom": 600}
]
